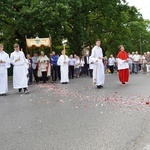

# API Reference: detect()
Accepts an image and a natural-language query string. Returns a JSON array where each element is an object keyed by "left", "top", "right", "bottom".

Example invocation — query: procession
[
  {"left": 2, "top": 0, "right": 150, "bottom": 149},
  {"left": 1, "top": 39, "right": 150, "bottom": 96}
]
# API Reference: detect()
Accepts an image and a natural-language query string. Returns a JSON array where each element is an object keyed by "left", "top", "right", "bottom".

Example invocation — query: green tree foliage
[{"left": 0, "top": 0, "right": 150, "bottom": 56}]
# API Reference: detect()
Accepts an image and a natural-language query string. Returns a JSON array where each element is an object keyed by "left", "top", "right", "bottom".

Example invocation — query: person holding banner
[{"left": 90, "top": 39, "right": 105, "bottom": 89}]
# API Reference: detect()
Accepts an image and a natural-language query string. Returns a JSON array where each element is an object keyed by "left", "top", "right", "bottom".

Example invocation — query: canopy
[{"left": 26, "top": 36, "right": 51, "bottom": 49}]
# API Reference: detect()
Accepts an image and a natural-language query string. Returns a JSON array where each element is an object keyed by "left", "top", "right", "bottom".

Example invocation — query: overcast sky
[{"left": 126, "top": 0, "right": 150, "bottom": 19}]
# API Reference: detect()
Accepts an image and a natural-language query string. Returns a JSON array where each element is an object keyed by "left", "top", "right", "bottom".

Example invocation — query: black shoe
[
  {"left": 0, "top": 93, "right": 7, "bottom": 96},
  {"left": 24, "top": 88, "right": 29, "bottom": 94},
  {"left": 97, "top": 85, "right": 101, "bottom": 89},
  {"left": 122, "top": 82, "right": 126, "bottom": 84},
  {"left": 18, "top": 88, "right": 22, "bottom": 92},
  {"left": 97, "top": 85, "right": 103, "bottom": 89}
]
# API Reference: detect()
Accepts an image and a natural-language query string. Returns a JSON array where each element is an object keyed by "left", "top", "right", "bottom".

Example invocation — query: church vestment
[
  {"left": 90, "top": 46, "right": 105, "bottom": 87},
  {"left": 117, "top": 50, "right": 129, "bottom": 84},
  {"left": 10, "top": 51, "right": 29, "bottom": 89},
  {"left": 57, "top": 55, "right": 69, "bottom": 83},
  {"left": 0, "top": 51, "right": 10, "bottom": 94}
]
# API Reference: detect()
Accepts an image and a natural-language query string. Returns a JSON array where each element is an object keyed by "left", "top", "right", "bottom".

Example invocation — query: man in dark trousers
[
  {"left": 69, "top": 54, "right": 75, "bottom": 79},
  {"left": 32, "top": 52, "right": 39, "bottom": 83},
  {"left": 84, "top": 52, "right": 89, "bottom": 76},
  {"left": 50, "top": 51, "right": 58, "bottom": 83}
]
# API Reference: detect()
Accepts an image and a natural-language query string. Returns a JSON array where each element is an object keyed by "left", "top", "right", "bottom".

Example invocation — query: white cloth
[
  {"left": 10, "top": 51, "right": 28, "bottom": 89},
  {"left": 117, "top": 58, "right": 129, "bottom": 70},
  {"left": 89, "top": 56, "right": 94, "bottom": 69},
  {"left": 0, "top": 51, "right": 10, "bottom": 94},
  {"left": 146, "top": 64, "right": 150, "bottom": 73},
  {"left": 86, "top": 56, "right": 89, "bottom": 64},
  {"left": 57, "top": 55, "right": 69, "bottom": 83},
  {"left": 90, "top": 46, "right": 105, "bottom": 86}
]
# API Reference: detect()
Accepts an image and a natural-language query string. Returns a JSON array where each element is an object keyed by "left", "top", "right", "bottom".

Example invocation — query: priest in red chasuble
[{"left": 117, "top": 45, "right": 129, "bottom": 84}]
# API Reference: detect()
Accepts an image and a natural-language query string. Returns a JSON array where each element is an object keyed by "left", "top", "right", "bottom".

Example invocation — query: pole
[
  {"left": 25, "top": 35, "right": 28, "bottom": 54},
  {"left": 63, "top": 44, "right": 66, "bottom": 55},
  {"left": 140, "top": 33, "right": 142, "bottom": 54},
  {"left": 49, "top": 34, "right": 52, "bottom": 53},
  {"left": 62, "top": 39, "right": 67, "bottom": 55}
]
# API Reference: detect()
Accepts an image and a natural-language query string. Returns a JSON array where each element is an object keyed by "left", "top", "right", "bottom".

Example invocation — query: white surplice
[
  {"left": 10, "top": 51, "right": 28, "bottom": 89},
  {"left": 89, "top": 56, "right": 94, "bottom": 70},
  {"left": 90, "top": 46, "right": 105, "bottom": 86},
  {"left": 0, "top": 51, "right": 10, "bottom": 94},
  {"left": 57, "top": 55, "right": 69, "bottom": 83},
  {"left": 116, "top": 58, "right": 129, "bottom": 70}
]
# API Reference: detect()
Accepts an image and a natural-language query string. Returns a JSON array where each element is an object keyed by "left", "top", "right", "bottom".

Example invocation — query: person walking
[
  {"left": 26, "top": 54, "right": 33, "bottom": 85},
  {"left": 32, "top": 52, "right": 39, "bottom": 83},
  {"left": 90, "top": 39, "right": 105, "bottom": 89},
  {"left": 57, "top": 50, "right": 69, "bottom": 84},
  {"left": 50, "top": 51, "right": 58, "bottom": 83},
  {"left": 108, "top": 54, "right": 115, "bottom": 74},
  {"left": 117, "top": 45, "right": 129, "bottom": 85},
  {"left": 68, "top": 55, "right": 75, "bottom": 79},
  {"left": 0, "top": 44, "right": 10, "bottom": 96},
  {"left": 10, "top": 43, "right": 29, "bottom": 94},
  {"left": 37, "top": 51, "right": 50, "bottom": 83}
]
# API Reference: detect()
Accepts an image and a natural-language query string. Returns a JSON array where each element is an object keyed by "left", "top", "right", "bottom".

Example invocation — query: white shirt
[
  {"left": 128, "top": 54, "right": 133, "bottom": 64},
  {"left": 108, "top": 57, "right": 115, "bottom": 66},
  {"left": 133, "top": 54, "right": 140, "bottom": 61},
  {"left": 75, "top": 59, "right": 80, "bottom": 68},
  {"left": 80, "top": 60, "right": 85, "bottom": 67}
]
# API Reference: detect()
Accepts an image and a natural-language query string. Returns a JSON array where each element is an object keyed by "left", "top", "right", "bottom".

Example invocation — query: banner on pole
[{"left": 26, "top": 36, "right": 51, "bottom": 49}]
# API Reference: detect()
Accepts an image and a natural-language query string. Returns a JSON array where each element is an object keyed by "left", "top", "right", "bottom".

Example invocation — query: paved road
[{"left": 1, "top": 73, "right": 150, "bottom": 150}]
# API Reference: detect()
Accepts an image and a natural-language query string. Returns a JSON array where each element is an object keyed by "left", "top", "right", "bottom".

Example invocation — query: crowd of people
[
  {"left": 103, "top": 51, "right": 150, "bottom": 75},
  {"left": 25, "top": 49, "right": 94, "bottom": 85},
  {"left": 1, "top": 40, "right": 150, "bottom": 96}
]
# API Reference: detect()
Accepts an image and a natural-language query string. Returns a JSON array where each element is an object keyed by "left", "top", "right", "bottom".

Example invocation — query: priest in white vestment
[
  {"left": 37, "top": 51, "right": 50, "bottom": 83},
  {"left": 90, "top": 39, "right": 105, "bottom": 89},
  {"left": 10, "top": 44, "right": 29, "bottom": 94},
  {"left": 0, "top": 44, "right": 10, "bottom": 96},
  {"left": 57, "top": 50, "right": 69, "bottom": 84}
]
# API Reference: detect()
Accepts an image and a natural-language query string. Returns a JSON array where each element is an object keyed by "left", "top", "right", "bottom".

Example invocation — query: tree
[{"left": 0, "top": 0, "right": 150, "bottom": 56}]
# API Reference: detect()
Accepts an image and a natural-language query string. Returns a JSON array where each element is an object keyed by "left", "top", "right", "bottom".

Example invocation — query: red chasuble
[
  {"left": 117, "top": 50, "right": 129, "bottom": 84},
  {"left": 117, "top": 50, "right": 129, "bottom": 60}
]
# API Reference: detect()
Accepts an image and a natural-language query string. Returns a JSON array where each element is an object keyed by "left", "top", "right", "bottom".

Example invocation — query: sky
[{"left": 126, "top": 0, "right": 150, "bottom": 19}]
